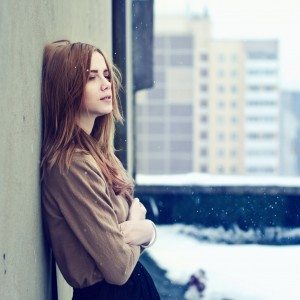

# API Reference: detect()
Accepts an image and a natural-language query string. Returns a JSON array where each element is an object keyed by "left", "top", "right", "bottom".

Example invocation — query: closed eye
[{"left": 104, "top": 75, "right": 111, "bottom": 82}]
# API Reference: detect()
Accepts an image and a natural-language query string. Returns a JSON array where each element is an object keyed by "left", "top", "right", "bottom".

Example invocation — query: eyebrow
[{"left": 90, "top": 69, "right": 109, "bottom": 73}]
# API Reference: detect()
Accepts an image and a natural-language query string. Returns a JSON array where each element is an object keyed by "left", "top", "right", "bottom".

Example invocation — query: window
[
  {"left": 149, "top": 122, "right": 165, "bottom": 134},
  {"left": 170, "top": 122, "right": 192, "bottom": 134},
  {"left": 200, "top": 69, "right": 208, "bottom": 76},
  {"left": 149, "top": 105, "right": 165, "bottom": 116},
  {"left": 217, "top": 132, "right": 225, "bottom": 140},
  {"left": 154, "top": 71, "right": 165, "bottom": 83},
  {"left": 231, "top": 116, "right": 238, "bottom": 123},
  {"left": 170, "top": 54, "right": 193, "bottom": 66},
  {"left": 231, "top": 70, "right": 238, "bottom": 77},
  {"left": 218, "top": 100, "right": 225, "bottom": 108},
  {"left": 230, "top": 166, "right": 237, "bottom": 173},
  {"left": 148, "top": 88, "right": 165, "bottom": 99},
  {"left": 200, "top": 84, "right": 208, "bottom": 92},
  {"left": 149, "top": 141, "right": 164, "bottom": 151},
  {"left": 170, "top": 140, "right": 192, "bottom": 152},
  {"left": 231, "top": 149, "right": 237, "bottom": 157},
  {"left": 154, "top": 54, "right": 165, "bottom": 65},
  {"left": 200, "top": 53, "right": 208, "bottom": 61},
  {"left": 231, "top": 100, "right": 238, "bottom": 108},
  {"left": 170, "top": 105, "right": 192, "bottom": 116},
  {"left": 217, "top": 148, "right": 225, "bottom": 157},
  {"left": 218, "top": 54, "right": 225, "bottom": 62},
  {"left": 200, "top": 131, "right": 208, "bottom": 139},
  {"left": 231, "top": 85, "right": 238, "bottom": 93},
  {"left": 217, "top": 115, "right": 225, "bottom": 125},
  {"left": 200, "top": 165, "right": 208, "bottom": 172},
  {"left": 231, "top": 54, "right": 238, "bottom": 62},
  {"left": 169, "top": 36, "right": 193, "bottom": 49},
  {"left": 200, "top": 115, "right": 208, "bottom": 123},
  {"left": 231, "top": 132, "right": 238, "bottom": 140},
  {"left": 217, "top": 85, "right": 225, "bottom": 93},
  {"left": 217, "top": 165, "right": 224, "bottom": 173},
  {"left": 217, "top": 70, "right": 225, "bottom": 77},
  {"left": 200, "top": 99, "right": 208, "bottom": 107},
  {"left": 200, "top": 148, "right": 207, "bottom": 156},
  {"left": 154, "top": 36, "right": 165, "bottom": 48}
]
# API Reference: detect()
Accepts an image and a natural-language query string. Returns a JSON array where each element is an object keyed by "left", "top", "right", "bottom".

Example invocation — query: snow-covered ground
[{"left": 147, "top": 225, "right": 300, "bottom": 300}]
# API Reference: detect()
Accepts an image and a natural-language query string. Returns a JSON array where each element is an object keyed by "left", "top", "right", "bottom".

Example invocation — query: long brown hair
[{"left": 40, "top": 40, "right": 134, "bottom": 200}]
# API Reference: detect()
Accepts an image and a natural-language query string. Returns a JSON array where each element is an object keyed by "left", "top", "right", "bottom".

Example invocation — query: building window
[
  {"left": 154, "top": 71, "right": 165, "bottom": 83},
  {"left": 154, "top": 36, "right": 165, "bottom": 48},
  {"left": 248, "top": 85, "right": 260, "bottom": 91},
  {"left": 200, "top": 84, "right": 208, "bottom": 92},
  {"left": 200, "top": 148, "right": 207, "bottom": 156},
  {"left": 217, "top": 85, "right": 225, "bottom": 93},
  {"left": 217, "top": 100, "right": 225, "bottom": 108},
  {"left": 170, "top": 54, "right": 193, "bottom": 66},
  {"left": 217, "top": 166, "right": 224, "bottom": 173},
  {"left": 231, "top": 132, "right": 238, "bottom": 140},
  {"left": 231, "top": 149, "right": 237, "bottom": 157},
  {"left": 231, "top": 100, "right": 237, "bottom": 108},
  {"left": 148, "top": 88, "right": 165, "bottom": 100},
  {"left": 230, "top": 166, "right": 237, "bottom": 173},
  {"left": 200, "top": 53, "right": 208, "bottom": 61},
  {"left": 200, "top": 69, "right": 208, "bottom": 76},
  {"left": 231, "top": 116, "right": 238, "bottom": 124},
  {"left": 231, "top": 70, "right": 238, "bottom": 77},
  {"left": 170, "top": 141, "right": 192, "bottom": 152},
  {"left": 170, "top": 105, "right": 192, "bottom": 116},
  {"left": 218, "top": 54, "right": 225, "bottom": 62},
  {"left": 200, "top": 99, "right": 208, "bottom": 107},
  {"left": 217, "top": 149, "right": 225, "bottom": 157},
  {"left": 200, "top": 165, "right": 208, "bottom": 172},
  {"left": 264, "top": 86, "right": 276, "bottom": 91},
  {"left": 200, "top": 115, "right": 208, "bottom": 123},
  {"left": 200, "top": 131, "right": 208, "bottom": 139},
  {"left": 149, "top": 122, "right": 165, "bottom": 134},
  {"left": 154, "top": 54, "right": 165, "bottom": 65},
  {"left": 217, "top": 132, "right": 225, "bottom": 140},
  {"left": 217, "top": 115, "right": 225, "bottom": 125},
  {"left": 169, "top": 36, "right": 193, "bottom": 49},
  {"left": 231, "top": 85, "right": 238, "bottom": 93},
  {"left": 149, "top": 104, "right": 165, "bottom": 116},
  {"left": 217, "top": 70, "right": 225, "bottom": 77},
  {"left": 231, "top": 54, "right": 238, "bottom": 62}
]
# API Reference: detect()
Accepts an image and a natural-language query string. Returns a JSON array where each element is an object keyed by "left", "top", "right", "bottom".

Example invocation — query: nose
[{"left": 100, "top": 78, "right": 111, "bottom": 91}]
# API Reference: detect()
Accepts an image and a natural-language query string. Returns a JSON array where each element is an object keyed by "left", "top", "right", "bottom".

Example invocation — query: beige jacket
[{"left": 42, "top": 152, "right": 142, "bottom": 288}]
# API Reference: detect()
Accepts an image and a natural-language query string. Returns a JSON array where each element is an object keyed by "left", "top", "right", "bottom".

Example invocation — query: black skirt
[{"left": 72, "top": 261, "right": 161, "bottom": 300}]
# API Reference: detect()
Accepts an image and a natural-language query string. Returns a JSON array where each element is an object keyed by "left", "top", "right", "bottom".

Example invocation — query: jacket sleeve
[{"left": 48, "top": 155, "right": 141, "bottom": 285}]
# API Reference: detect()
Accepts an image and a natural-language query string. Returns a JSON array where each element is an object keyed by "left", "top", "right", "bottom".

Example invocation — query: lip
[{"left": 100, "top": 95, "right": 112, "bottom": 102}]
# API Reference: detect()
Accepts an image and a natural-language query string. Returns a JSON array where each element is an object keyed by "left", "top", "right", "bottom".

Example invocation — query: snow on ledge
[{"left": 136, "top": 173, "right": 300, "bottom": 188}]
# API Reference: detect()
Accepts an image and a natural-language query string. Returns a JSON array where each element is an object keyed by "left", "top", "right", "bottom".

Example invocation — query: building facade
[{"left": 136, "top": 13, "right": 280, "bottom": 176}]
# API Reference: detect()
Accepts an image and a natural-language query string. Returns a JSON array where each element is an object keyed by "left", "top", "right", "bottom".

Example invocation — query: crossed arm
[{"left": 119, "top": 198, "right": 157, "bottom": 248}]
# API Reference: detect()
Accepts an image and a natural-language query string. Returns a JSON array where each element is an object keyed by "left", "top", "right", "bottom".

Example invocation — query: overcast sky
[{"left": 155, "top": 0, "right": 300, "bottom": 90}]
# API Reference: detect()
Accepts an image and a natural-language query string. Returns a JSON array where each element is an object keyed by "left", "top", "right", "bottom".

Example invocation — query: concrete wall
[{"left": 0, "top": 1, "right": 112, "bottom": 299}]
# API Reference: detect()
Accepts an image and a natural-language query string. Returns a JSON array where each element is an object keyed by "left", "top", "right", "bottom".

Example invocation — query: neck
[{"left": 76, "top": 113, "right": 96, "bottom": 135}]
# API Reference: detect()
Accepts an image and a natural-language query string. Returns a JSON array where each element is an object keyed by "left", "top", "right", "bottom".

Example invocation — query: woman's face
[{"left": 82, "top": 51, "right": 113, "bottom": 117}]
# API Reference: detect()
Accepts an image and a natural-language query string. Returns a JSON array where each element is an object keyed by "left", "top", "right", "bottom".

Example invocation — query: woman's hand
[
  {"left": 119, "top": 220, "right": 153, "bottom": 246},
  {"left": 128, "top": 198, "right": 147, "bottom": 221}
]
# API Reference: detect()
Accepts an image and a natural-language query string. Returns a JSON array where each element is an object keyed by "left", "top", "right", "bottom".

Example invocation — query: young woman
[{"left": 40, "top": 40, "right": 160, "bottom": 300}]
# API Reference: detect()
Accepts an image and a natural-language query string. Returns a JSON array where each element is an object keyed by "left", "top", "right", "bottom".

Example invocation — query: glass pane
[{"left": 134, "top": 1, "right": 300, "bottom": 299}]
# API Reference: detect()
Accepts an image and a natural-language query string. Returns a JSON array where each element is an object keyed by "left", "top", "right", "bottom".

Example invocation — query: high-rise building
[
  {"left": 280, "top": 91, "right": 300, "bottom": 175},
  {"left": 244, "top": 41, "right": 280, "bottom": 175},
  {"left": 136, "top": 13, "right": 280, "bottom": 176}
]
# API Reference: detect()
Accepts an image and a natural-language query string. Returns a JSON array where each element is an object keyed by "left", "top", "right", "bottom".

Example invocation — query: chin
[{"left": 98, "top": 108, "right": 113, "bottom": 116}]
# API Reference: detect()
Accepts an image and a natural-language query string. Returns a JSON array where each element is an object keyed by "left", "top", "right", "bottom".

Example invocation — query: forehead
[{"left": 90, "top": 51, "right": 108, "bottom": 70}]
